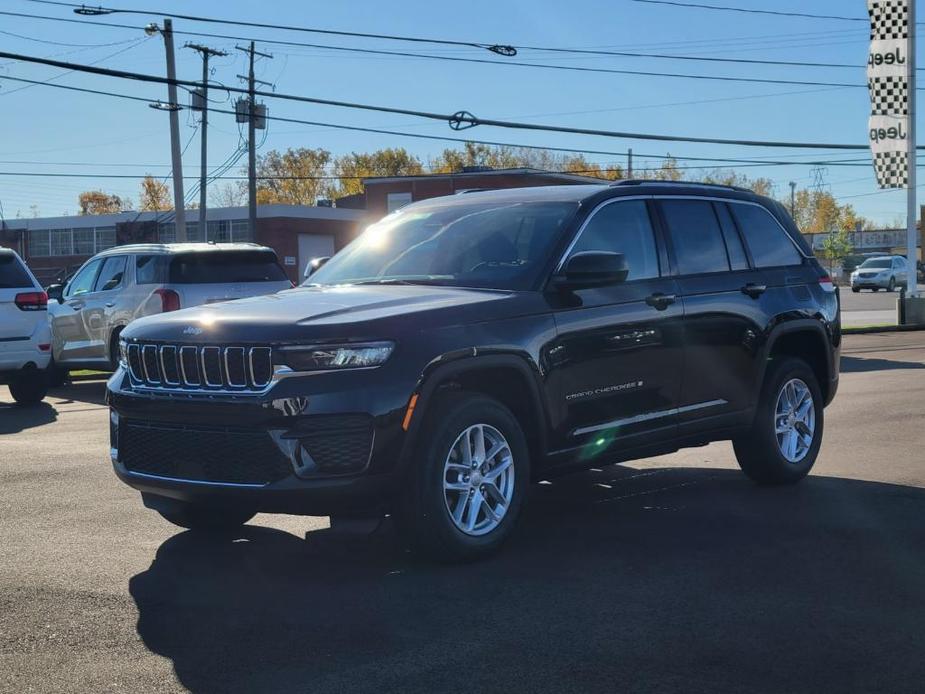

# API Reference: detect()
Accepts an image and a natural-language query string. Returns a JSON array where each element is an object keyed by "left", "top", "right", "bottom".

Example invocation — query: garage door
[{"left": 298, "top": 234, "right": 336, "bottom": 279}]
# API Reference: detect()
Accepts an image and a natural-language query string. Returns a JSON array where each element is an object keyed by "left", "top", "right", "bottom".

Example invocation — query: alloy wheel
[
  {"left": 442, "top": 423, "right": 515, "bottom": 536},
  {"left": 774, "top": 378, "right": 816, "bottom": 464}
]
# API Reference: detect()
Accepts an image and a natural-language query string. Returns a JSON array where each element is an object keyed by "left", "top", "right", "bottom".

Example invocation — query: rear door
[
  {"left": 79, "top": 255, "right": 128, "bottom": 359},
  {"left": 546, "top": 198, "right": 685, "bottom": 453},
  {"left": 51, "top": 258, "right": 103, "bottom": 363},
  {"left": 165, "top": 249, "right": 292, "bottom": 309},
  {"left": 657, "top": 198, "right": 766, "bottom": 430},
  {"left": 0, "top": 253, "right": 40, "bottom": 350}
]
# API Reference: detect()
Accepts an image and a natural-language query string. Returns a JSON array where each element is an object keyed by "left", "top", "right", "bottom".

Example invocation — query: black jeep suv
[{"left": 108, "top": 181, "right": 840, "bottom": 560}]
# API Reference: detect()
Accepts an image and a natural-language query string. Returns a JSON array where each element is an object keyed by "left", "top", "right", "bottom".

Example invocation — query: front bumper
[
  {"left": 107, "top": 365, "right": 415, "bottom": 516},
  {"left": 850, "top": 275, "right": 891, "bottom": 289}
]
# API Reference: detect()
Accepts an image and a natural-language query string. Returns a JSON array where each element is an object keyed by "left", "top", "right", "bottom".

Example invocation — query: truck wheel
[
  {"left": 395, "top": 392, "right": 529, "bottom": 562},
  {"left": 733, "top": 357, "right": 824, "bottom": 485},
  {"left": 9, "top": 372, "right": 48, "bottom": 405},
  {"left": 156, "top": 502, "right": 255, "bottom": 531}
]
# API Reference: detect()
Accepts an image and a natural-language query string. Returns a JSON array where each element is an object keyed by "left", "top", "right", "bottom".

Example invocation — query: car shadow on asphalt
[
  {"left": 48, "top": 380, "right": 108, "bottom": 406},
  {"left": 0, "top": 401, "right": 57, "bottom": 434},
  {"left": 840, "top": 355, "right": 925, "bottom": 373},
  {"left": 129, "top": 466, "right": 925, "bottom": 694}
]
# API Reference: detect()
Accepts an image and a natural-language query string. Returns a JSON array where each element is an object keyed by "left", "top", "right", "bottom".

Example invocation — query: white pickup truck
[{"left": 0, "top": 248, "right": 51, "bottom": 405}]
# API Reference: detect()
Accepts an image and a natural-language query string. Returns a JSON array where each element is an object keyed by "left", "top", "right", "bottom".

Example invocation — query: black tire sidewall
[
  {"left": 402, "top": 393, "right": 529, "bottom": 561},
  {"left": 745, "top": 357, "right": 824, "bottom": 484},
  {"left": 9, "top": 373, "right": 48, "bottom": 405}
]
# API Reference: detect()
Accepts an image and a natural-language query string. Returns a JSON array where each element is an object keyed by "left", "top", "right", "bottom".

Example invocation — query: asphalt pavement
[
  {"left": 839, "top": 287, "right": 899, "bottom": 327},
  {"left": 1, "top": 333, "right": 925, "bottom": 693}
]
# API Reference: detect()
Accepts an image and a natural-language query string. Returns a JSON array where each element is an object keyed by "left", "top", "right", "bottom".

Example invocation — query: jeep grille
[{"left": 126, "top": 342, "right": 273, "bottom": 393}]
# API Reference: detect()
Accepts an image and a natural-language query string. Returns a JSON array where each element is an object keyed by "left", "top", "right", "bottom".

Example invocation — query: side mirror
[
  {"left": 553, "top": 251, "right": 628, "bottom": 290},
  {"left": 304, "top": 256, "right": 331, "bottom": 279},
  {"left": 46, "top": 283, "right": 64, "bottom": 303}
]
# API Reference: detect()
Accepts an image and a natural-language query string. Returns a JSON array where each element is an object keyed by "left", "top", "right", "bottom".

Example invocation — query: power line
[
  {"left": 0, "top": 51, "right": 888, "bottom": 150},
  {"left": 629, "top": 0, "right": 869, "bottom": 22},
  {"left": 0, "top": 28, "right": 139, "bottom": 47},
  {"left": 0, "top": 72, "right": 890, "bottom": 165}
]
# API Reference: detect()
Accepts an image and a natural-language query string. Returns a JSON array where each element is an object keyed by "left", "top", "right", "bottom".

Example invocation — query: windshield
[
  {"left": 860, "top": 258, "right": 892, "bottom": 269},
  {"left": 307, "top": 200, "right": 578, "bottom": 290}
]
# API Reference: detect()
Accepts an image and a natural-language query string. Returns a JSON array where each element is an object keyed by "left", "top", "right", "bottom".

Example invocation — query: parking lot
[
  {"left": 1, "top": 332, "right": 924, "bottom": 693},
  {"left": 839, "top": 287, "right": 901, "bottom": 327}
]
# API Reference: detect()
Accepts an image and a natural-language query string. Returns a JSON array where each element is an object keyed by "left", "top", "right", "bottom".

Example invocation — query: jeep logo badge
[{"left": 182, "top": 326, "right": 204, "bottom": 336}]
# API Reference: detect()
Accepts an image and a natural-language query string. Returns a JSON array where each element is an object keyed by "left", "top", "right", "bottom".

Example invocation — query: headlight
[
  {"left": 279, "top": 341, "right": 394, "bottom": 371},
  {"left": 118, "top": 338, "right": 128, "bottom": 368}
]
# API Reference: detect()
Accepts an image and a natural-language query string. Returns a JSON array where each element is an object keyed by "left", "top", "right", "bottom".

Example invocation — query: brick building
[{"left": 0, "top": 204, "right": 369, "bottom": 285}]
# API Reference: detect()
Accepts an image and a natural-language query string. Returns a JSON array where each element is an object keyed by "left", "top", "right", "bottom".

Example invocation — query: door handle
[
  {"left": 105, "top": 302, "right": 115, "bottom": 308},
  {"left": 68, "top": 301, "right": 84, "bottom": 311},
  {"left": 645, "top": 292, "right": 676, "bottom": 310},
  {"left": 741, "top": 283, "right": 767, "bottom": 299}
]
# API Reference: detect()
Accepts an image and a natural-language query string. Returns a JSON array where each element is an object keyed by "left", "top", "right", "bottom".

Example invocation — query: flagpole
[{"left": 908, "top": 0, "right": 918, "bottom": 297}]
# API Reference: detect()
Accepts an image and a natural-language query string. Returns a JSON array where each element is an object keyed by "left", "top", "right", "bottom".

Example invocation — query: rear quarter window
[
  {"left": 168, "top": 250, "right": 288, "bottom": 284},
  {"left": 730, "top": 203, "right": 803, "bottom": 268},
  {"left": 0, "top": 254, "right": 33, "bottom": 289}
]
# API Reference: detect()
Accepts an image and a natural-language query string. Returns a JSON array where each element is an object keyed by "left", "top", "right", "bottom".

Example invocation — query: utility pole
[
  {"left": 789, "top": 181, "right": 796, "bottom": 217},
  {"left": 236, "top": 42, "right": 273, "bottom": 239},
  {"left": 185, "top": 43, "right": 228, "bottom": 236},
  {"left": 907, "top": 0, "right": 918, "bottom": 298},
  {"left": 161, "top": 19, "right": 186, "bottom": 241},
  {"left": 627, "top": 149, "right": 633, "bottom": 178}
]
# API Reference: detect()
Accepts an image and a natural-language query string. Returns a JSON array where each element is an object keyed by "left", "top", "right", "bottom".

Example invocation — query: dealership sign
[{"left": 868, "top": 0, "right": 911, "bottom": 188}]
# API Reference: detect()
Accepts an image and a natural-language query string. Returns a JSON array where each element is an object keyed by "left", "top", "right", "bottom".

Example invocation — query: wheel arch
[
  {"left": 400, "top": 353, "right": 550, "bottom": 470},
  {"left": 760, "top": 319, "right": 834, "bottom": 405}
]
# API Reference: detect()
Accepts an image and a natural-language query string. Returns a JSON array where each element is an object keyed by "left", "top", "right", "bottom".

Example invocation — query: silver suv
[
  {"left": 849, "top": 255, "right": 909, "bottom": 292},
  {"left": 47, "top": 243, "right": 291, "bottom": 375}
]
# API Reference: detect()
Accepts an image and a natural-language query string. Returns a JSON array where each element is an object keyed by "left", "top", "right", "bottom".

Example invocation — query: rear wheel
[
  {"left": 156, "top": 501, "right": 255, "bottom": 531},
  {"left": 851, "top": 287, "right": 860, "bottom": 293},
  {"left": 45, "top": 359, "right": 69, "bottom": 388},
  {"left": 733, "top": 357, "right": 824, "bottom": 485},
  {"left": 395, "top": 392, "right": 529, "bottom": 562},
  {"left": 9, "top": 371, "right": 48, "bottom": 405},
  {"left": 888, "top": 277, "right": 896, "bottom": 292}
]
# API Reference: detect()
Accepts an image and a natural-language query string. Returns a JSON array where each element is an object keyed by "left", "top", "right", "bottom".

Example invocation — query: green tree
[{"left": 819, "top": 228, "right": 855, "bottom": 276}]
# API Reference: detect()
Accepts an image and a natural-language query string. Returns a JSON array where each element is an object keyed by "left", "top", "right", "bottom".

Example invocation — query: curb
[{"left": 842, "top": 324, "right": 925, "bottom": 335}]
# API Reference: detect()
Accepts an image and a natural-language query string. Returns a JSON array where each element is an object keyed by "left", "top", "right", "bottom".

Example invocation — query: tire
[
  {"left": 45, "top": 360, "right": 69, "bottom": 388},
  {"left": 888, "top": 277, "right": 896, "bottom": 292},
  {"left": 156, "top": 502, "right": 255, "bottom": 531},
  {"left": 733, "top": 357, "right": 824, "bottom": 485},
  {"left": 395, "top": 392, "right": 530, "bottom": 562},
  {"left": 9, "top": 372, "right": 48, "bottom": 405},
  {"left": 851, "top": 287, "right": 860, "bottom": 293}
]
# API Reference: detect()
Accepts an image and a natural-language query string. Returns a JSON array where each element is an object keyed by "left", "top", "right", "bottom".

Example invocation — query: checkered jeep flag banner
[{"left": 868, "top": 0, "right": 911, "bottom": 188}]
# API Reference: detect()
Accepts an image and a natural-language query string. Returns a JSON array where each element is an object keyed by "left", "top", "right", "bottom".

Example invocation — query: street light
[
  {"left": 73, "top": 5, "right": 114, "bottom": 15},
  {"left": 144, "top": 22, "right": 161, "bottom": 37}
]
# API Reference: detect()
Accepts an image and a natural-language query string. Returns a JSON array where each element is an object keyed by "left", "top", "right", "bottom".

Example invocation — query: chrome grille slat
[{"left": 124, "top": 341, "right": 273, "bottom": 394}]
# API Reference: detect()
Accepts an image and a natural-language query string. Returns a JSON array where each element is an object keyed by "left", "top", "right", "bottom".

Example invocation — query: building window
[
  {"left": 387, "top": 192, "right": 412, "bottom": 213},
  {"left": 30, "top": 229, "right": 50, "bottom": 257},
  {"left": 231, "top": 219, "right": 251, "bottom": 242},
  {"left": 73, "top": 228, "right": 95, "bottom": 255},
  {"left": 186, "top": 221, "right": 201, "bottom": 242},
  {"left": 50, "top": 229, "right": 73, "bottom": 256},
  {"left": 158, "top": 222, "right": 176, "bottom": 243},
  {"left": 207, "top": 220, "right": 230, "bottom": 243},
  {"left": 95, "top": 226, "right": 116, "bottom": 251}
]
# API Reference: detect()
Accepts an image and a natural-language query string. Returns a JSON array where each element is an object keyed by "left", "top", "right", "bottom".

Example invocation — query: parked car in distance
[
  {"left": 108, "top": 181, "right": 840, "bottom": 561},
  {"left": 0, "top": 248, "right": 51, "bottom": 405},
  {"left": 849, "top": 255, "right": 908, "bottom": 292},
  {"left": 47, "top": 243, "right": 292, "bottom": 376}
]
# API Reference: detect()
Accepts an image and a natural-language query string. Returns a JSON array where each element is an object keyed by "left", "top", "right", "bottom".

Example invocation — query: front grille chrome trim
[{"left": 124, "top": 341, "right": 275, "bottom": 396}]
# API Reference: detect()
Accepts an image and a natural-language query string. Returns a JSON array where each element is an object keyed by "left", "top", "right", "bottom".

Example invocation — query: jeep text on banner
[{"left": 868, "top": 0, "right": 911, "bottom": 188}]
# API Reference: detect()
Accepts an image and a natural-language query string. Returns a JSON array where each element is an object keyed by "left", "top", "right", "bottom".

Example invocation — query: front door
[
  {"left": 51, "top": 258, "right": 103, "bottom": 364},
  {"left": 545, "top": 198, "right": 684, "bottom": 458}
]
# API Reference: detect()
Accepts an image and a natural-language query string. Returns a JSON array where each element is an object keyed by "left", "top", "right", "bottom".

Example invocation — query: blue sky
[{"left": 0, "top": 0, "right": 912, "bottom": 224}]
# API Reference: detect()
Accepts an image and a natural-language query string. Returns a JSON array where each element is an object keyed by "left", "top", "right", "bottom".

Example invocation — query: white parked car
[
  {"left": 849, "top": 255, "right": 909, "bottom": 292},
  {"left": 46, "top": 243, "right": 292, "bottom": 377},
  {"left": 0, "top": 248, "right": 52, "bottom": 405}
]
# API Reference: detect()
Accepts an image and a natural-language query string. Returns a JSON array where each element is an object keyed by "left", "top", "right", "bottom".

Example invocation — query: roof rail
[{"left": 610, "top": 179, "right": 752, "bottom": 193}]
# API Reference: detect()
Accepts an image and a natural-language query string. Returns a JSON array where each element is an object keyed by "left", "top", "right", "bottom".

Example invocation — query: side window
[
  {"left": 714, "top": 203, "right": 750, "bottom": 271},
  {"left": 94, "top": 256, "right": 127, "bottom": 292},
  {"left": 660, "top": 200, "right": 730, "bottom": 275},
  {"left": 730, "top": 203, "right": 803, "bottom": 268},
  {"left": 568, "top": 200, "right": 659, "bottom": 281},
  {"left": 135, "top": 255, "right": 162, "bottom": 284},
  {"left": 64, "top": 259, "right": 102, "bottom": 298}
]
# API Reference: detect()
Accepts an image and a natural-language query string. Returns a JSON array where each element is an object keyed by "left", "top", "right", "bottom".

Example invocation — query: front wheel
[
  {"left": 395, "top": 393, "right": 529, "bottom": 562},
  {"left": 851, "top": 287, "right": 860, "bottom": 293},
  {"left": 733, "top": 357, "right": 824, "bottom": 485},
  {"left": 888, "top": 277, "right": 896, "bottom": 292},
  {"left": 156, "top": 502, "right": 255, "bottom": 531}
]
